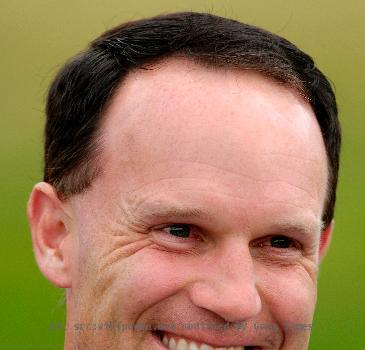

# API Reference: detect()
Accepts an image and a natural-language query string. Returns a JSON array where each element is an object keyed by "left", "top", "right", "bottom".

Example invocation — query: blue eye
[
  {"left": 163, "top": 224, "right": 191, "bottom": 238},
  {"left": 270, "top": 235, "right": 294, "bottom": 249}
]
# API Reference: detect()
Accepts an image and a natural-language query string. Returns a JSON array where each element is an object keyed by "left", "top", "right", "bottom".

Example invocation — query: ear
[
  {"left": 27, "top": 182, "right": 73, "bottom": 288},
  {"left": 319, "top": 219, "right": 334, "bottom": 261}
]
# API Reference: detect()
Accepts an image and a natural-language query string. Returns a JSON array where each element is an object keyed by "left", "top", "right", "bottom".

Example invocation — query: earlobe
[
  {"left": 27, "top": 182, "right": 73, "bottom": 288},
  {"left": 319, "top": 219, "right": 334, "bottom": 261}
]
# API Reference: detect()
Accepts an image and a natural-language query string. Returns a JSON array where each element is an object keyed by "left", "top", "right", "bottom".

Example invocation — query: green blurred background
[{"left": 1, "top": 0, "right": 364, "bottom": 348}]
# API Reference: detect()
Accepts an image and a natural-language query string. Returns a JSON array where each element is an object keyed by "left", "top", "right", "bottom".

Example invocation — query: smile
[{"left": 154, "top": 331, "right": 262, "bottom": 350}]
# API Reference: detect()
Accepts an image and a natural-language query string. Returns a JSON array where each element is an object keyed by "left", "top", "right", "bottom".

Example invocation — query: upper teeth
[{"left": 162, "top": 333, "right": 245, "bottom": 350}]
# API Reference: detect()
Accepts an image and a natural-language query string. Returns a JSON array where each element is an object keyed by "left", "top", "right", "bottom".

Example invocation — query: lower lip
[{"left": 149, "top": 330, "right": 168, "bottom": 349}]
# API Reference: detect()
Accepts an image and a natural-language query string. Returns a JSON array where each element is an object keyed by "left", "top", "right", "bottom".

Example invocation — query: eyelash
[
  {"left": 153, "top": 224, "right": 203, "bottom": 243},
  {"left": 252, "top": 236, "right": 302, "bottom": 250},
  {"left": 153, "top": 223, "right": 302, "bottom": 251}
]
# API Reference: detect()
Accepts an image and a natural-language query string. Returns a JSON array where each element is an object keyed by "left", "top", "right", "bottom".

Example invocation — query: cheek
[
  {"left": 117, "top": 250, "right": 189, "bottom": 315},
  {"left": 258, "top": 265, "right": 317, "bottom": 325},
  {"left": 75, "top": 246, "right": 190, "bottom": 324}
]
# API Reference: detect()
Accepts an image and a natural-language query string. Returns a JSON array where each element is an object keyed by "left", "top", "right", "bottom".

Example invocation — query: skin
[{"left": 28, "top": 58, "right": 334, "bottom": 349}]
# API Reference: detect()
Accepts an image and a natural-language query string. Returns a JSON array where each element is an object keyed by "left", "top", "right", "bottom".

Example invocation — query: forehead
[
  {"left": 95, "top": 58, "right": 328, "bottom": 219},
  {"left": 102, "top": 58, "right": 322, "bottom": 150}
]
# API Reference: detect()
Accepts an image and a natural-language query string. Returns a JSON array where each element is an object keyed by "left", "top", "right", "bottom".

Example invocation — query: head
[{"left": 27, "top": 12, "right": 340, "bottom": 350}]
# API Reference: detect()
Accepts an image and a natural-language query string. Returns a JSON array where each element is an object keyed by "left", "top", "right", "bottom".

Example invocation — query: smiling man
[{"left": 27, "top": 12, "right": 341, "bottom": 350}]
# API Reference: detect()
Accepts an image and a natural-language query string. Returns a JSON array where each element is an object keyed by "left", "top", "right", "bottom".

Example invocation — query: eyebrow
[
  {"left": 266, "top": 219, "right": 323, "bottom": 237},
  {"left": 134, "top": 200, "right": 323, "bottom": 236},
  {"left": 141, "top": 204, "right": 212, "bottom": 222}
]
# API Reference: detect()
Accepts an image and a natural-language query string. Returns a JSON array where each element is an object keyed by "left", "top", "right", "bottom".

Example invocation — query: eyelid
[
  {"left": 161, "top": 224, "right": 191, "bottom": 238},
  {"left": 150, "top": 223, "right": 205, "bottom": 254},
  {"left": 152, "top": 222, "right": 193, "bottom": 232},
  {"left": 152, "top": 223, "right": 202, "bottom": 241},
  {"left": 152, "top": 222, "right": 307, "bottom": 251},
  {"left": 251, "top": 235, "right": 303, "bottom": 250}
]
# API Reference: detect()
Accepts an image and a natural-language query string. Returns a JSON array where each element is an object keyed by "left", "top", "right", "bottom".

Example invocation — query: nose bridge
[{"left": 188, "top": 242, "right": 262, "bottom": 323}]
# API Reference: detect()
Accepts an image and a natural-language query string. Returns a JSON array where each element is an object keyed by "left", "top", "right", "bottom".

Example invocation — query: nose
[{"left": 188, "top": 242, "right": 262, "bottom": 323}]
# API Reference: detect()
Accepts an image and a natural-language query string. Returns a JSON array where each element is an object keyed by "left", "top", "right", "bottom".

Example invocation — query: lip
[
  {"left": 149, "top": 330, "right": 171, "bottom": 349},
  {"left": 152, "top": 330, "right": 264, "bottom": 349}
]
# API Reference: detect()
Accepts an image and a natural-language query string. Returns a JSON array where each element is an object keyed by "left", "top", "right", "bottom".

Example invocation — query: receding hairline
[
  {"left": 45, "top": 12, "right": 338, "bottom": 231},
  {"left": 97, "top": 54, "right": 313, "bottom": 144},
  {"left": 87, "top": 56, "right": 329, "bottom": 213}
]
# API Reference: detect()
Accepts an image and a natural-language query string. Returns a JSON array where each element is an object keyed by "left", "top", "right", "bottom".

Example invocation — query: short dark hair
[{"left": 44, "top": 12, "right": 341, "bottom": 228}]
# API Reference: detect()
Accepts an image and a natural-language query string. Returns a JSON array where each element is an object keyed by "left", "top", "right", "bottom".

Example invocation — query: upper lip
[{"left": 155, "top": 327, "right": 275, "bottom": 349}]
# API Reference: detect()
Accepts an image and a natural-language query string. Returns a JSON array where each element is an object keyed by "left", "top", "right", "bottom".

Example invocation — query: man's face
[{"left": 64, "top": 59, "right": 329, "bottom": 349}]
